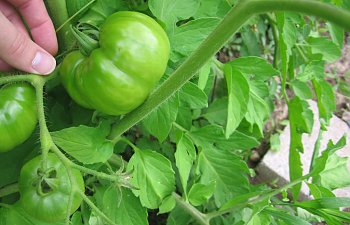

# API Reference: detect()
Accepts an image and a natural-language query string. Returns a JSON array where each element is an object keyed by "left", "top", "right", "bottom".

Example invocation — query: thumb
[{"left": 0, "top": 12, "right": 56, "bottom": 75}]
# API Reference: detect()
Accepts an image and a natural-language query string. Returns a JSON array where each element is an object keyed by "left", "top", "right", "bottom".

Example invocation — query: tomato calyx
[{"left": 33, "top": 167, "right": 59, "bottom": 196}]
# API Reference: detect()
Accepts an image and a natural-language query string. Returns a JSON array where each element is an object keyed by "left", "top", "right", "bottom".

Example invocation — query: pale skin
[{"left": 0, "top": 0, "right": 57, "bottom": 75}]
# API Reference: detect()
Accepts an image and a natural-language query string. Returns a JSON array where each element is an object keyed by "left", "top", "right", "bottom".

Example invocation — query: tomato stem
[{"left": 76, "top": 190, "right": 118, "bottom": 225}]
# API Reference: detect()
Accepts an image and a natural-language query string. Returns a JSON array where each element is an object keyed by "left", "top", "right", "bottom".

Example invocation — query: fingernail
[{"left": 32, "top": 51, "right": 56, "bottom": 75}]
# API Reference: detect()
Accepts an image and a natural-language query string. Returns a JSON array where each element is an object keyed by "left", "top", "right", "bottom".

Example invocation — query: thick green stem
[
  {"left": 45, "top": 0, "right": 75, "bottom": 52},
  {"left": 109, "top": 0, "right": 350, "bottom": 137},
  {"left": 173, "top": 193, "right": 210, "bottom": 225}
]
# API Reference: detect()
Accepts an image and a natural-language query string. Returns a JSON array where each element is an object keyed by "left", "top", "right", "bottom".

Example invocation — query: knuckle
[{"left": 7, "top": 32, "right": 29, "bottom": 58}]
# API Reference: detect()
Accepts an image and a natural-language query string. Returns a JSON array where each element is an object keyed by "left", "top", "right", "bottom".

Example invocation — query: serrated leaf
[
  {"left": 312, "top": 79, "right": 336, "bottom": 127},
  {"left": 143, "top": 96, "right": 179, "bottom": 142},
  {"left": 198, "top": 145, "right": 250, "bottom": 207},
  {"left": 224, "top": 65, "right": 250, "bottom": 138},
  {"left": 179, "top": 82, "right": 208, "bottom": 109},
  {"left": 51, "top": 125, "right": 113, "bottom": 164},
  {"left": 288, "top": 97, "right": 314, "bottom": 199},
  {"left": 307, "top": 183, "right": 335, "bottom": 199},
  {"left": 175, "top": 133, "right": 196, "bottom": 195},
  {"left": 188, "top": 181, "right": 216, "bottom": 206},
  {"left": 245, "top": 80, "right": 270, "bottom": 134},
  {"left": 149, "top": 0, "right": 200, "bottom": 31},
  {"left": 103, "top": 187, "right": 148, "bottom": 225},
  {"left": 127, "top": 149, "right": 175, "bottom": 209}
]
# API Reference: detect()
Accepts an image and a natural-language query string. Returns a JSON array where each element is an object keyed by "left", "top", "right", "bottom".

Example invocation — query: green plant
[{"left": 1, "top": 0, "right": 350, "bottom": 224}]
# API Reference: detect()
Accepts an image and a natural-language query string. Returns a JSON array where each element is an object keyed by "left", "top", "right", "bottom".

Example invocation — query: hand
[{"left": 0, "top": 0, "right": 58, "bottom": 75}]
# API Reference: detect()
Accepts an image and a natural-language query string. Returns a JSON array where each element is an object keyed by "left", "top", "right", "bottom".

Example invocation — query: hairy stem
[
  {"left": 77, "top": 190, "right": 117, "bottom": 225},
  {"left": 50, "top": 145, "right": 118, "bottom": 182},
  {"left": 109, "top": 0, "right": 350, "bottom": 138},
  {"left": 173, "top": 193, "right": 210, "bottom": 225}
]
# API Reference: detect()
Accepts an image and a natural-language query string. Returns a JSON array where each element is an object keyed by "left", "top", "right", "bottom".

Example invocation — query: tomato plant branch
[
  {"left": 50, "top": 145, "right": 119, "bottom": 182},
  {"left": 77, "top": 190, "right": 117, "bottom": 225},
  {"left": 109, "top": 0, "right": 350, "bottom": 137},
  {"left": 205, "top": 174, "right": 310, "bottom": 220},
  {"left": 0, "top": 183, "right": 19, "bottom": 198},
  {"left": 172, "top": 192, "right": 210, "bottom": 225},
  {"left": 0, "top": 74, "right": 37, "bottom": 85},
  {"left": 46, "top": 0, "right": 75, "bottom": 52}
]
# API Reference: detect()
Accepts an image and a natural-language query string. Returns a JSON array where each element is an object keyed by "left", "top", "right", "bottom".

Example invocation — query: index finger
[{"left": 7, "top": 0, "right": 58, "bottom": 55}]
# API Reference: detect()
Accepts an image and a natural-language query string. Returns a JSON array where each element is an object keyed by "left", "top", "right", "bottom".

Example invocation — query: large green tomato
[
  {"left": 0, "top": 83, "right": 37, "bottom": 152},
  {"left": 60, "top": 11, "right": 170, "bottom": 115},
  {"left": 18, "top": 153, "right": 85, "bottom": 222}
]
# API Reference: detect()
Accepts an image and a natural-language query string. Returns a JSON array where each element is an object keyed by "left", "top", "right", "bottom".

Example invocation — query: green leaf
[
  {"left": 288, "top": 97, "right": 314, "bottom": 199},
  {"left": 79, "top": 0, "right": 127, "bottom": 26},
  {"left": 298, "top": 61, "right": 325, "bottom": 82},
  {"left": 264, "top": 208, "right": 311, "bottom": 225},
  {"left": 51, "top": 124, "right": 113, "bottom": 164},
  {"left": 149, "top": 0, "right": 200, "bottom": 31},
  {"left": 169, "top": 18, "right": 220, "bottom": 61},
  {"left": 102, "top": 187, "right": 148, "bottom": 225},
  {"left": 143, "top": 96, "right": 179, "bottom": 142},
  {"left": 307, "top": 183, "right": 335, "bottom": 199},
  {"left": 127, "top": 149, "right": 176, "bottom": 209},
  {"left": 203, "top": 97, "right": 228, "bottom": 126},
  {"left": 290, "top": 80, "right": 313, "bottom": 99},
  {"left": 166, "top": 206, "right": 192, "bottom": 225},
  {"left": 288, "top": 97, "right": 314, "bottom": 153},
  {"left": 179, "top": 82, "right": 208, "bottom": 109},
  {"left": 245, "top": 80, "right": 271, "bottom": 134},
  {"left": 317, "top": 154, "right": 350, "bottom": 190},
  {"left": 312, "top": 79, "right": 336, "bottom": 127},
  {"left": 66, "top": 0, "right": 91, "bottom": 17},
  {"left": 188, "top": 181, "right": 216, "bottom": 206},
  {"left": 327, "top": 22, "right": 344, "bottom": 48},
  {"left": 240, "top": 27, "right": 262, "bottom": 56},
  {"left": 311, "top": 136, "right": 346, "bottom": 176},
  {"left": 188, "top": 125, "right": 259, "bottom": 151},
  {"left": 198, "top": 145, "right": 250, "bottom": 207},
  {"left": 307, "top": 37, "right": 341, "bottom": 63},
  {"left": 159, "top": 195, "right": 176, "bottom": 214},
  {"left": 194, "top": 0, "right": 230, "bottom": 18},
  {"left": 175, "top": 132, "right": 196, "bottom": 195},
  {"left": 176, "top": 106, "right": 193, "bottom": 130},
  {"left": 223, "top": 65, "right": 250, "bottom": 138},
  {"left": 296, "top": 197, "right": 350, "bottom": 209},
  {"left": 228, "top": 56, "right": 279, "bottom": 81},
  {"left": 0, "top": 204, "right": 65, "bottom": 225}
]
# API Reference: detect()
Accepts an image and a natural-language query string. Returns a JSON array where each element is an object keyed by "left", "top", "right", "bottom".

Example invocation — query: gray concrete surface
[{"left": 256, "top": 100, "right": 350, "bottom": 199}]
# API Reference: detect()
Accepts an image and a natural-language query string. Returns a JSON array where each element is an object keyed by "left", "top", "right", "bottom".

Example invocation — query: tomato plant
[{"left": 1, "top": 0, "right": 350, "bottom": 225}]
